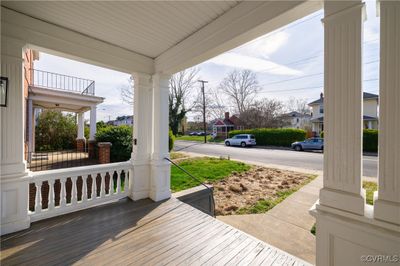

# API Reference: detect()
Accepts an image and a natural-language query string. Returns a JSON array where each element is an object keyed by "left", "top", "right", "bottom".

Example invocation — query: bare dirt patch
[{"left": 213, "top": 166, "right": 314, "bottom": 216}]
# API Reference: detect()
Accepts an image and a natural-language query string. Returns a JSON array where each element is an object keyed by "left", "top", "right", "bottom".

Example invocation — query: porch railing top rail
[
  {"left": 30, "top": 161, "right": 132, "bottom": 182},
  {"left": 29, "top": 69, "right": 95, "bottom": 96}
]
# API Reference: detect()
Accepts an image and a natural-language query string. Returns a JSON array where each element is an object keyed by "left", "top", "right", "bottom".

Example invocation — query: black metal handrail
[
  {"left": 164, "top": 157, "right": 215, "bottom": 217},
  {"left": 30, "top": 69, "right": 95, "bottom": 95}
]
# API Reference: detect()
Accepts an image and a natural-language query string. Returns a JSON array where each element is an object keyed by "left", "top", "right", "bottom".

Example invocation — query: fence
[{"left": 26, "top": 149, "right": 96, "bottom": 172}]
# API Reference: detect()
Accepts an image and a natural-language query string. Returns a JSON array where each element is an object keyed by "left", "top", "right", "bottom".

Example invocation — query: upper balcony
[{"left": 29, "top": 69, "right": 95, "bottom": 96}]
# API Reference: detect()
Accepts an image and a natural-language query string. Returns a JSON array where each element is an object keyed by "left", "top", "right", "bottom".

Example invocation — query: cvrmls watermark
[{"left": 361, "top": 255, "right": 400, "bottom": 263}]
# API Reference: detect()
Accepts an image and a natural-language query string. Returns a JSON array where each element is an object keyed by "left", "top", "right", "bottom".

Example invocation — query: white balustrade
[{"left": 29, "top": 161, "right": 132, "bottom": 222}]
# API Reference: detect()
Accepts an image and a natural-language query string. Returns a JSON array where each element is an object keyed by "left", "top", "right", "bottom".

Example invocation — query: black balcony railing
[
  {"left": 26, "top": 149, "right": 97, "bottom": 172},
  {"left": 30, "top": 69, "right": 95, "bottom": 95}
]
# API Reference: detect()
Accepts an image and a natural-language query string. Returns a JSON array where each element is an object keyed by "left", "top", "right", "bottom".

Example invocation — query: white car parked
[{"left": 224, "top": 134, "right": 256, "bottom": 147}]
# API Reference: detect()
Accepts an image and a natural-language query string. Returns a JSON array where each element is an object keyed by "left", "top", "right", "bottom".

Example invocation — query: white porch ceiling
[{"left": 2, "top": 1, "right": 239, "bottom": 58}]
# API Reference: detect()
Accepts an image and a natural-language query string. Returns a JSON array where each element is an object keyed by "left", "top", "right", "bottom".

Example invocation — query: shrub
[
  {"left": 96, "top": 125, "right": 176, "bottom": 162},
  {"left": 35, "top": 110, "right": 77, "bottom": 151},
  {"left": 320, "top": 129, "right": 378, "bottom": 152},
  {"left": 169, "top": 130, "right": 175, "bottom": 152},
  {"left": 95, "top": 125, "right": 133, "bottom": 162},
  {"left": 363, "top": 129, "right": 378, "bottom": 152},
  {"left": 228, "top": 128, "right": 306, "bottom": 147}
]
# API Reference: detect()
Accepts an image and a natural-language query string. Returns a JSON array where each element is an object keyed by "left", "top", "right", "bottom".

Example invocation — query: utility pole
[{"left": 198, "top": 80, "right": 208, "bottom": 143}]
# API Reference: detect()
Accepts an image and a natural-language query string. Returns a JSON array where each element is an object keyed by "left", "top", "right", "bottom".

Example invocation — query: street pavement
[{"left": 174, "top": 140, "right": 378, "bottom": 177}]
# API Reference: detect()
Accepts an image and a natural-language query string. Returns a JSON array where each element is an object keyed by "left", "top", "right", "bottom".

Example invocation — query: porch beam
[
  {"left": 1, "top": 7, "right": 154, "bottom": 75},
  {"left": 155, "top": 1, "right": 322, "bottom": 74},
  {"left": 130, "top": 73, "right": 153, "bottom": 200},
  {"left": 150, "top": 73, "right": 171, "bottom": 201},
  {"left": 318, "top": 1, "right": 365, "bottom": 215},
  {"left": 374, "top": 0, "right": 400, "bottom": 225}
]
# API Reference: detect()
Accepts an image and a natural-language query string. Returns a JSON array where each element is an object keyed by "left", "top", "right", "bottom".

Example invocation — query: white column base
[
  {"left": 373, "top": 195, "right": 400, "bottom": 225},
  {"left": 149, "top": 159, "right": 171, "bottom": 202},
  {"left": 310, "top": 203, "right": 400, "bottom": 266},
  {"left": 1, "top": 175, "right": 31, "bottom": 235},
  {"left": 129, "top": 159, "right": 150, "bottom": 201},
  {"left": 319, "top": 187, "right": 366, "bottom": 215}
]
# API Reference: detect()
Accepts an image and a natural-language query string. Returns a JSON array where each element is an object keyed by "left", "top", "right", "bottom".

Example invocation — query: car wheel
[
  {"left": 241, "top": 142, "right": 246, "bottom": 147},
  {"left": 225, "top": 141, "right": 230, "bottom": 146},
  {"left": 294, "top": 145, "right": 302, "bottom": 151}
]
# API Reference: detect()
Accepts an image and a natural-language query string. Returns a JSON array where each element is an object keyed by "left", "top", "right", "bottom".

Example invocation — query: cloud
[
  {"left": 208, "top": 52, "right": 302, "bottom": 76},
  {"left": 234, "top": 31, "right": 290, "bottom": 59},
  {"left": 364, "top": 27, "right": 379, "bottom": 43}
]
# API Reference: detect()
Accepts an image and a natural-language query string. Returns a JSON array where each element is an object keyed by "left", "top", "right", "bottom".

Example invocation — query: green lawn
[
  {"left": 176, "top": 135, "right": 223, "bottom": 143},
  {"left": 363, "top": 181, "right": 377, "bottom": 205},
  {"left": 171, "top": 157, "right": 250, "bottom": 192}
]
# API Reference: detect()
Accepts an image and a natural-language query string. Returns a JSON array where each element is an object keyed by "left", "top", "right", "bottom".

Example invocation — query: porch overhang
[{"left": 29, "top": 86, "right": 104, "bottom": 113}]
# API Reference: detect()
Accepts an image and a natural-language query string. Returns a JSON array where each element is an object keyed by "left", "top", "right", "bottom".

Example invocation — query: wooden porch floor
[{"left": 1, "top": 198, "right": 310, "bottom": 266}]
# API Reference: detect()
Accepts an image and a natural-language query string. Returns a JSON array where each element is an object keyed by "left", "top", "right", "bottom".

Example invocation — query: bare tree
[
  {"left": 192, "top": 87, "right": 226, "bottom": 122},
  {"left": 119, "top": 76, "right": 134, "bottom": 106},
  {"left": 285, "top": 97, "right": 311, "bottom": 115},
  {"left": 240, "top": 98, "right": 287, "bottom": 128},
  {"left": 169, "top": 67, "right": 199, "bottom": 135},
  {"left": 218, "top": 69, "right": 260, "bottom": 114}
]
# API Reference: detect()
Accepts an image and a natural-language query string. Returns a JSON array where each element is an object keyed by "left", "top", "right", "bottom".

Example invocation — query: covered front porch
[{"left": 1, "top": 1, "right": 399, "bottom": 265}]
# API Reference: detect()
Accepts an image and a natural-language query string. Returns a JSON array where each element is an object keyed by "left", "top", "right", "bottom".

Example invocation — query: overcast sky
[{"left": 35, "top": 1, "right": 379, "bottom": 122}]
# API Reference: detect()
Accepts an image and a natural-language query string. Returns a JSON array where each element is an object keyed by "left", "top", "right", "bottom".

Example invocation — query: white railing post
[
  {"left": 100, "top": 173, "right": 106, "bottom": 198},
  {"left": 374, "top": 0, "right": 400, "bottom": 225},
  {"left": 71, "top": 176, "right": 78, "bottom": 205},
  {"left": 82, "top": 176, "right": 87, "bottom": 202},
  {"left": 60, "top": 178, "right": 66, "bottom": 207},
  {"left": 48, "top": 180, "right": 55, "bottom": 211},
  {"left": 35, "top": 182, "right": 42, "bottom": 213}
]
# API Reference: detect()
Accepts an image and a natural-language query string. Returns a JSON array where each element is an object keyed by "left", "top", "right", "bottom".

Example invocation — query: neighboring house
[
  {"left": 23, "top": 49, "right": 104, "bottom": 157},
  {"left": 308, "top": 92, "right": 379, "bottom": 134},
  {"left": 281, "top": 111, "right": 311, "bottom": 129},
  {"left": 212, "top": 112, "right": 244, "bottom": 139},
  {"left": 108, "top": 115, "right": 134, "bottom": 126}
]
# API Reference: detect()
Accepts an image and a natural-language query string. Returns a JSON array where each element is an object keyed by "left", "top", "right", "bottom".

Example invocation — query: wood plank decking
[{"left": 1, "top": 198, "right": 310, "bottom": 266}]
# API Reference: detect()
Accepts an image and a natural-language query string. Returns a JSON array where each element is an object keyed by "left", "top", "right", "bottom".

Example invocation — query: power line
[{"left": 260, "top": 72, "right": 323, "bottom": 86}]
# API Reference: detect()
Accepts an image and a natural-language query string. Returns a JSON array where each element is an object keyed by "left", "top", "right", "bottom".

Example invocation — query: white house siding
[{"left": 363, "top": 98, "right": 378, "bottom": 117}]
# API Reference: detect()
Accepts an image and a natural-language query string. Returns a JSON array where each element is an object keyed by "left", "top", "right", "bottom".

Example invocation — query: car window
[
  {"left": 232, "top": 136, "right": 237, "bottom": 139},
  {"left": 305, "top": 139, "right": 312, "bottom": 142},
  {"left": 313, "top": 139, "right": 319, "bottom": 143}
]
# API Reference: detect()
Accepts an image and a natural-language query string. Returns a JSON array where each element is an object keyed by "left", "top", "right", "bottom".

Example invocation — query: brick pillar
[
  {"left": 88, "top": 140, "right": 97, "bottom": 159},
  {"left": 97, "top": 142, "right": 112, "bottom": 164},
  {"left": 76, "top": 139, "right": 86, "bottom": 152}
]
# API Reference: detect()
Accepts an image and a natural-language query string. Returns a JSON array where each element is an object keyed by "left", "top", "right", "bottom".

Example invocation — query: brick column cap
[{"left": 97, "top": 142, "right": 112, "bottom": 147}]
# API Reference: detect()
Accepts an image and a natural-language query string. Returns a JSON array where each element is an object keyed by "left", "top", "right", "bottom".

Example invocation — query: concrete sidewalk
[{"left": 217, "top": 174, "right": 323, "bottom": 264}]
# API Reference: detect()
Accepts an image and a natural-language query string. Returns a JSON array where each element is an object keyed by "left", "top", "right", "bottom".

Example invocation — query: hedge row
[
  {"left": 228, "top": 128, "right": 306, "bottom": 147},
  {"left": 321, "top": 129, "right": 378, "bottom": 152},
  {"left": 95, "top": 125, "right": 176, "bottom": 163}
]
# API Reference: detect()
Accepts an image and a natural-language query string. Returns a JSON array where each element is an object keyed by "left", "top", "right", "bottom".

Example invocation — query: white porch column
[
  {"left": 89, "top": 105, "right": 96, "bottom": 140},
  {"left": 130, "top": 73, "right": 153, "bottom": 200},
  {"left": 374, "top": 0, "right": 400, "bottom": 225},
  {"left": 0, "top": 37, "right": 30, "bottom": 235},
  {"left": 27, "top": 99, "right": 33, "bottom": 155},
  {"left": 319, "top": 0, "right": 365, "bottom": 215},
  {"left": 77, "top": 112, "right": 85, "bottom": 140},
  {"left": 150, "top": 73, "right": 171, "bottom": 201}
]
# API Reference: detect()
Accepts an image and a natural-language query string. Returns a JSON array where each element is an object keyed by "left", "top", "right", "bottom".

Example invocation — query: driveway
[{"left": 174, "top": 140, "right": 378, "bottom": 177}]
